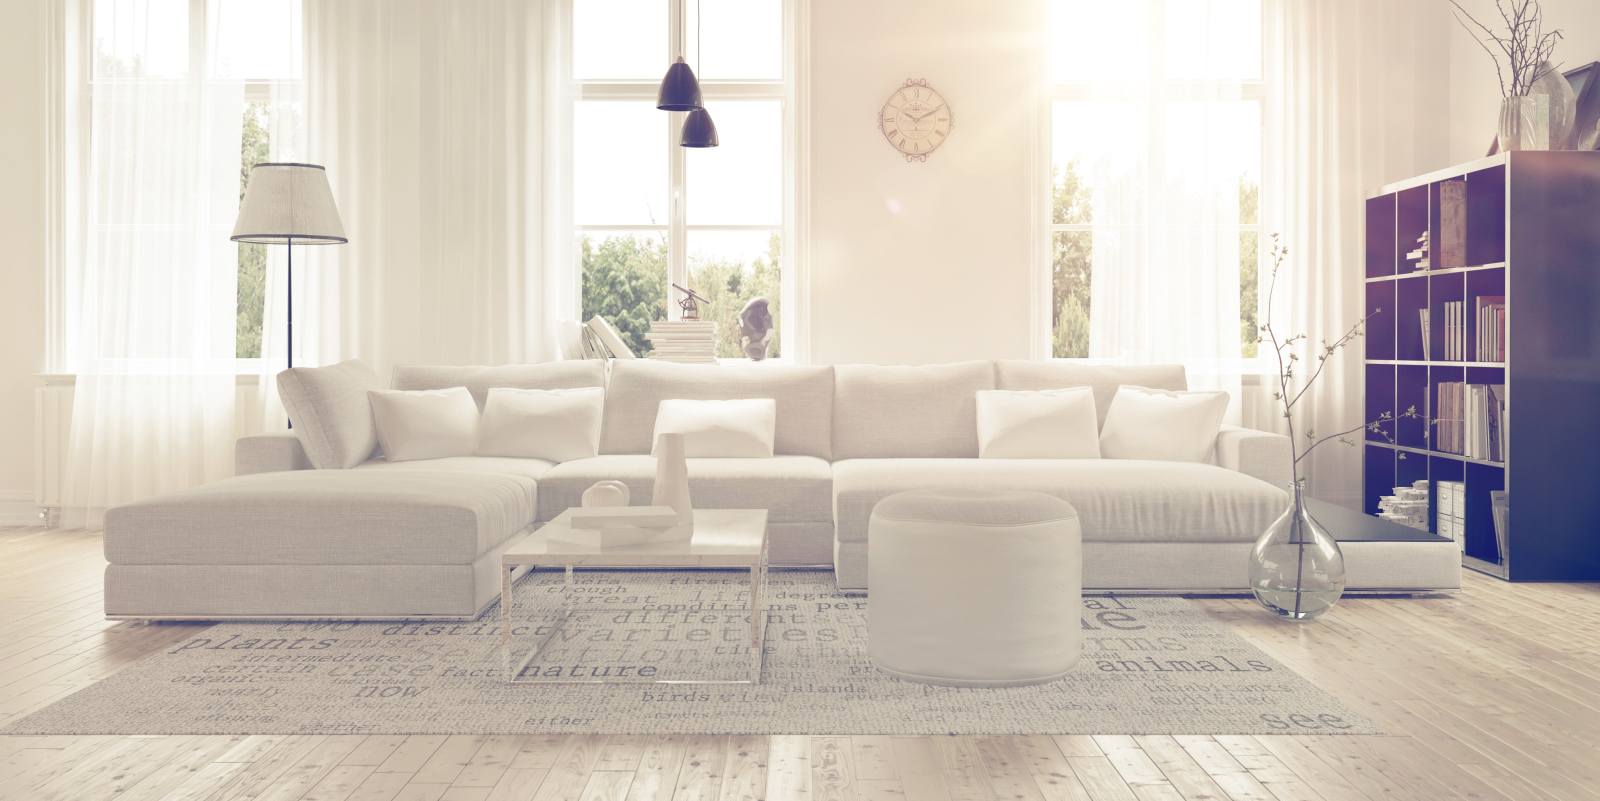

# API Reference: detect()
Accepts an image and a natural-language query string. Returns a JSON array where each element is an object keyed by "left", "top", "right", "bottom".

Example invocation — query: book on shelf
[
  {"left": 1440, "top": 300, "right": 1468, "bottom": 361},
  {"left": 1437, "top": 179, "right": 1467, "bottom": 268},
  {"left": 1434, "top": 381, "right": 1505, "bottom": 460},
  {"left": 1475, "top": 295, "right": 1505, "bottom": 362},
  {"left": 1489, "top": 490, "right": 1510, "bottom": 564},
  {"left": 1418, "top": 308, "right": 1430, "bottom": 359}
]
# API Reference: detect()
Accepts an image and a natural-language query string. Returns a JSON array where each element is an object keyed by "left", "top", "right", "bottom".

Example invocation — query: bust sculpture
[{"left": 738, "top": 297, "right": 775, "bottom": 361}]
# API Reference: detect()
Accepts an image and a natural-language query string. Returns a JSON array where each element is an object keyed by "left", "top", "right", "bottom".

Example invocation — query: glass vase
[
  {"left": 1498, "top": 95, "right": 1551, "bottom": 151},
  {"left": 1249, "top": 484, "right": 1346, "bottom": 621}
]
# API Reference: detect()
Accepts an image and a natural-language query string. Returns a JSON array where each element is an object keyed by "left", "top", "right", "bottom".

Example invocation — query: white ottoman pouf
[{"left": 867, "top": 488, "right": 1082, "bottom": 686}]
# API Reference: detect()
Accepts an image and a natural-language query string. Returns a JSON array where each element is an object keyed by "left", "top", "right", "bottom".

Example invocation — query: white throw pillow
[
  {"left": 975, "top": 388, "right": 1101, "bottom": 459},
  {"left": 653, "top": 398, "right": 777, "bottom": 458},
  {"left": 367, "top": 387, "right": 479, "bottom": 462},
  {"left": 478, "top": 386, "right": 604, "bottom": 462},
  {"left": 276, "top": 359, "right": 383, "bottom": 469},
  {"left": 1099, "top": 385, "right": 1230, "bottom": 462}
]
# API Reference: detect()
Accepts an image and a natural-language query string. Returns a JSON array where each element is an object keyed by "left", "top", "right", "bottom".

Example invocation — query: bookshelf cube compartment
[
  {"left": 1395, "top": 365, "right": 1429, "bottom": 448},
  {"left": 1365, "top": 281, "right": 1395, "bottom": 360},
  {"left": 1463, "top": 462, "right": 1505, "bottom": 565},
  {"left": 1396, "top": 185, "right": 1429, "bottom": 271},
  {"left": 1395, "top": 449, "right": 1428, "bottom": 502},
  {"left": 1464, "top": 164, "right": 1506, "bottom": 266},
  {"left": 1395, "top": 276, "right": 1429, "bottom": 361},
  {"left": 1427, "top": 272, "right": 1466, "bottom": 363},
  {"left": 1429, "top": 178, "right": 1470, "bottom": 269},
  {"left": 1428, "top": 456, "right": 1464, "bottom": 540},
  {"left": 1364, "top": 363, "right": 1395, "bottom": 443},
  {"left": 1365, "top": 194, "right": 1396, "bottom": 278},
  {"left": 1363, "top": 443, "right": 1396, "bottom": 515},
  {"left": 1465, "top": 267, "right": 1506, "bottom": 363},
  {"left": 1429, "top": 365, "right": 1465, "bottom": 455}
]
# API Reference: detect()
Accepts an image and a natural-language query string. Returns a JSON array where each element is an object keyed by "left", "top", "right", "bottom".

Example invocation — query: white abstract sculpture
[
  {"left": 581, "top": 480, "right": 631, "bottom": 508},
  {"left": 652, "top": 432, "right": 694, "bottom": 527}
]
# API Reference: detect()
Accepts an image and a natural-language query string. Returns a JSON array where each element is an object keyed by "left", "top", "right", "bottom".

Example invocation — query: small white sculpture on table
[{"left": 553, "top": 432, "right": 694, "bottom": 548}]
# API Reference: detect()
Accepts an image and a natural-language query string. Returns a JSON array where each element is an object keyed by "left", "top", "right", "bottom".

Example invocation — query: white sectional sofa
[{"left": 102, "top": 358, "right": 1460, "bottom": 620}]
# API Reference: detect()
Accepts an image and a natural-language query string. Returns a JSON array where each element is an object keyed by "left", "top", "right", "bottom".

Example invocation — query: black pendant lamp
[
  {"left": 658, "top": 0, "right": 718, "bottom": 148},
  {"left": 656, "top": 0, "right": 702, "bottom": 111},
  {"left": 681, "top": 107, "right": 720, "bottom": 148},
  {"left": 657, "top": 57, "right": 702, "bottom": 111}
]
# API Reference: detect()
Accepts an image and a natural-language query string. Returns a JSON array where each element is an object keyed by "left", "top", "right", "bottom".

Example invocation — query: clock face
[{"left": 879, "top": 80, "right": 952, "bottom": 161}]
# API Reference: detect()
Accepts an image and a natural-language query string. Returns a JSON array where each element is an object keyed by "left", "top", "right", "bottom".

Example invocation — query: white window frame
[
  {"left": 1039, "top": 3, "right": 1264, "bottom": 365},
  {"left": 569, "top": 0, "right": 807, "bottom": 360},
  {"left": 55, "top": 0, "right": 302, "bottom": 372}
]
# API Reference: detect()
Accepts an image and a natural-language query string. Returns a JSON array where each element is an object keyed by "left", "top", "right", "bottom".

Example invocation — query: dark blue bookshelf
[{"left": 1362, "top": 151, "right": 1600, "bottom": 581}]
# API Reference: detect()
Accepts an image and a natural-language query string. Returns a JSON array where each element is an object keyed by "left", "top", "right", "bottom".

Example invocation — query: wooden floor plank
[{"left": 0, "top": 527, "right": 1598, "bottom": 801}]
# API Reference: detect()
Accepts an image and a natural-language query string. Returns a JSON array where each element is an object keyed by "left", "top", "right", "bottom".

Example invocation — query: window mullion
[{"left": 665, "top": 0, "right": 687, "bottom": 321}]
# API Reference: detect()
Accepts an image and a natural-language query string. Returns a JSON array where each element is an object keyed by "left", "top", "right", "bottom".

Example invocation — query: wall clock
[{"left": 878, "top": 78, "right": 952, "bottom": 162}]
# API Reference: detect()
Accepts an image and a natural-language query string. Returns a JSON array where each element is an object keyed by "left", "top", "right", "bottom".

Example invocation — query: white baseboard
[{"left": 0, "top": 491, "right": 45, "bottom": 526}]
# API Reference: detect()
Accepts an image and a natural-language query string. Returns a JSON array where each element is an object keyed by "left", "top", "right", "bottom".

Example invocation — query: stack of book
[
  {"left": 1435, "top": 381, "right": 1506, "bottom": 461},
  {"left": 1436, "top": 480, "right": 1466, "bottom": 553},
  {"left": 1440, "top": 300, "right": 1467, "bottom": 360},
  {"left": 1406, "top": 230, "right": 1431, "bottom": 270},
  {"left": 1475, "top": 294, "right": 1505, "bottom": 362},
  {"left": 1378, "top": 479, "right": 1430, "bottom": 531},
  {"left": 645, "top": 320, "right": 718, "bottom": 363}
]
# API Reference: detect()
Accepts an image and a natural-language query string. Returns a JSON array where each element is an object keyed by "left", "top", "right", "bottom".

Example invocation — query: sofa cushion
[
  {"left": 277, "top": 359, "right": 384, "bottom": 469},
  {"left": 535, "top": 455, "right": 832, "bottom": 524},
  {"left": 994, "top": 361, "right": 1187, "bottom": 427},
  {"left": 105, "top": 470, "right": 536, "bottom": 566},
  {"left": 832, "top": 361, "right": 995, "bottom": 459},
  {"left": 368, "top": 387, "right": 480, "bottom": 462},
  {"left": 391, "top": 360, "right": 606, "bottom": 410},
  {"left": 833, "top": 458, "right": 1286, "bottom": 545},
  {"left": 600, "top": 360, "right": 834, "bottom": 459}
]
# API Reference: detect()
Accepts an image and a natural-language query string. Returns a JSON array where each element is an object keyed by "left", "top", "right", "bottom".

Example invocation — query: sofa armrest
[
  {"left": 236, "top": 433, "right": 313, "bottom": 475},
  {"left": 1215, "top": 425, "right": 1292, "bottom": 491}
]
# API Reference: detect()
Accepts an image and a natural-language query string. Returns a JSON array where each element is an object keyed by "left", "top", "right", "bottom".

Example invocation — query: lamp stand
[{"left": 286, "top": 238, "right": 294, "bottom": 429}]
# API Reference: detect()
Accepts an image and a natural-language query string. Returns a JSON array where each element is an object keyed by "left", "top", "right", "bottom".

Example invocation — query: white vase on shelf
[{"left": 652, "top": 432, "right": 694, "bottom": 527}]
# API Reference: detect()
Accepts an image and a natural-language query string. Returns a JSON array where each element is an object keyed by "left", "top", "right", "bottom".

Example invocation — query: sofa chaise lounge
[{"left": 102, "top": 359, "right": 1462, "bottom": 620}]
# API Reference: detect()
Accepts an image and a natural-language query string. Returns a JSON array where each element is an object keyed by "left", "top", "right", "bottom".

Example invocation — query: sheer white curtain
[
  {"left": 1055, "top": 0, "right": 1257, "bottom": 420},
  {"left": 1259, "top": 0, "right": 1448, "bottom": 505},
  {"left": 291, "top": 0, "right": 569, "bottom": 387},
  {"left": 1085, "top": 86, "right": 1248, "bottom": 416},
  {"left": 62, "top": 36, "right": 247, "bottom": 527}
]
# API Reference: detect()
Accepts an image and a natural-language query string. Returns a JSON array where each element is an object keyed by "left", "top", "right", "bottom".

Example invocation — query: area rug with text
[{"left": 3, "top": 570, "right": 1378, "bottom": 735}]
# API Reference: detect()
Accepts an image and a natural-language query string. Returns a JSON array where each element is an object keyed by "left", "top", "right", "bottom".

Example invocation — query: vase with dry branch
[
  {"left": 1449, "top": 0, "right": 1566, "bottom": 150},
  {"left": 1248, "top": 235, "right": 1422, "bottom": 621}
]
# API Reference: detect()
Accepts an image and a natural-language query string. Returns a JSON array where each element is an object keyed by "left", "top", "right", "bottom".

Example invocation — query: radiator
[{"left": 33, "top": 380, "right": 72, "bottom": 515}]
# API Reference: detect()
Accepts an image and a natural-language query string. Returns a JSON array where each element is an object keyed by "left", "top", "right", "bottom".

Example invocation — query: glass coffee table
[{"left": 499, "top": 508, "right": 770, "bottom": 684}]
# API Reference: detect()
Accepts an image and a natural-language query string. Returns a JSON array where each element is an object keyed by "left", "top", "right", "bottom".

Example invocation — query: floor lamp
[{"left": 230, "top": 162, "right": 347, "bottom": 373}]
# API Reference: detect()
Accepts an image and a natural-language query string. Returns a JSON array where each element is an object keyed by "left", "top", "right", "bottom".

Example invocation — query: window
[
  {"left": 573, "top": 0, "right": 789, "bottom": 358},
  {"left": 85, "top": 0, "right": 302, "bottom": 362},
  {"left": 1047, "top": 0, "right": 1262, "bottom": 359}
]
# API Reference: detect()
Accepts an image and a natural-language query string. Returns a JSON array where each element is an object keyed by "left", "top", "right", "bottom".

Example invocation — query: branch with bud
[{"left": 1261, "top": 235, "right": 1429, "bottom": 487}]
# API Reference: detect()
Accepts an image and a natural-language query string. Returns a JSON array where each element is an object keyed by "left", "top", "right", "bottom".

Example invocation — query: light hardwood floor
[{"left": 2, "top": 526, "right": 1597, "bottom": 801}]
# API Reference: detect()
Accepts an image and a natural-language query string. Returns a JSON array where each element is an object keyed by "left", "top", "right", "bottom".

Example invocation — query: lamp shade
[
  {"left": 656, "top": 57, "right": 703, "bottom": 111},
  {"left": 681, "top": 107, "right": 719, "bottom": 148},
  {"left": 231, "top": 162, "right": 347, "bottom": 244}
]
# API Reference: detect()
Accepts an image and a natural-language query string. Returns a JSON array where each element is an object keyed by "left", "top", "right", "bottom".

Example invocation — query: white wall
[
  {"left": 806, "top": 0, "right": 1043, "bottom": 365},
  {"left": 1446, "top": 0, "right": 1600, "bottom": 165},
  {"left": 0, "top": 0, "right": 48, "bottom": 524}
]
